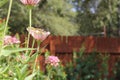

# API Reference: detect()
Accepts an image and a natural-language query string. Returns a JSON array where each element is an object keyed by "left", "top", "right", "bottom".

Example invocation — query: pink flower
[
  {"left": 27, "top": 27, "right": 50, "bottom": 41},
  {"left": 4, "top": 35, "right": 20, "bottom": 45},
  {"left": 45, "top": 56, "right": 60, "bottom": 67},
  {"left": 20, "top": 0, "right": 40, "bottom": 6}
]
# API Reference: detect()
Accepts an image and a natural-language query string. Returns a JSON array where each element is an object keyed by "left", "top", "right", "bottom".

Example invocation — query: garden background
[
  {"left": 1, "top": 0, "right": 120, "bottom": 36},
  {"left": 1, "top": 0, "right": 120, "bottom": 80}
]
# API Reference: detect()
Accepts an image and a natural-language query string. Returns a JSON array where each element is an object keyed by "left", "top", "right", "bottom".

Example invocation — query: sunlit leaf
[
  {"left": 25, "top": 72, "right": 36, "bottom": 80},
  {"left": 0, "top": 48, "right": 36, "bottom": 56}
]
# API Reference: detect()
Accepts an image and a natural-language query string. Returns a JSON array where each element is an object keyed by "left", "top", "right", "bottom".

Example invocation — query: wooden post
[
  {"left": 103, "top": 26, "right": 107, "bottom": 37},
  {"left": 50, "top": 40, "right": 55, "bottom": 55}
]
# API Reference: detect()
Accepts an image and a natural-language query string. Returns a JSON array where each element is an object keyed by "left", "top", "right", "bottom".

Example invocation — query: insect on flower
[{"left": 27, "top": 27, "right": 50, "bottom": 41}]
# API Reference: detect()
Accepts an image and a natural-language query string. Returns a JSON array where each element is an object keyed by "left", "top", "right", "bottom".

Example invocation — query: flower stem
[
  {"left": 29, "top": 39, "right": 35, "bottom": 56},
  {"left": 26, "top": 9, "right": 32, "bottom": 54},
  {"left": 32, "top": 52, "right": 38, "bottom": 73},
  {"left": 31, "top": 39, "right": 35, "bottom": 48},
  {"left": 32, "top": 41, "right": 41, "bottom": 73},
  {"left": 47, "top": 67, "right": 52, "bottom": 80},
  {"left": 0, "top": 0, "right": 13, "bottom": 54}
]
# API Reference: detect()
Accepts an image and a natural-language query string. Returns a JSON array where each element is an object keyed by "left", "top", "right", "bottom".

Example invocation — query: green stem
[
  {"left": 37, "top": 41, "right": 41, "bottom": 52},
  {"left": 32, "top": 39, "right": 35, "bottom": 48},
  {"left": 47, "top": 66, "right": 52, "bottom": 80},
  {"left": 29, "top": 39, "right": 35, "bottom": 56},
  {"left": 32, "top": 41, "right": 41, "bottom": 73},
  {"left": 0, "top": 0, "right": 13, "bottom": 53},
  {"left": 32, "top": 52, "right": 38, "bottom": 73},
  {"left": 26, "top": 9, "right": 32, "bottom": 54}
]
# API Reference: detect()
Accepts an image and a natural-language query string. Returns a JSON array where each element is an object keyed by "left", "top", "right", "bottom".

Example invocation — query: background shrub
[{"left": 65, "top": 50, "right": 111, "bottom": 80}]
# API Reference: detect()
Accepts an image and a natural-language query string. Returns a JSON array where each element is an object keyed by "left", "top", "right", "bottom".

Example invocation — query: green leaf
[
  {"left": 25, "top": 72, "right": 36, "bottom": 80},
  {"left": 0, "top": 48, "right": 36, "bottom": 56},
  {"left": 21, "top": 64, "right": 28, "bottom": 74},
  {"left": 26, "top": 52, "right": 38, "bottom": 62},
  {"left": 14, "top": 78, "right": 18, "bottom": 80},
  {"left": 20, "top": 65, "right": 30, "bottom": 80},
  {"left": 15, "top": 66, "right": 21, "bottom": 79},
  {"left": 0, "top": 65, "right": 9, "bottom": 74}
]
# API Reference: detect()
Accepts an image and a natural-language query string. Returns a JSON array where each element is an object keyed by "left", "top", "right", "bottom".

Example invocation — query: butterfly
[
  {"left": 27, "top": 27, "right": 50, "bottom": 41},
  {"left": 27, "top": 27, "right": 46, "bottom": 34}
]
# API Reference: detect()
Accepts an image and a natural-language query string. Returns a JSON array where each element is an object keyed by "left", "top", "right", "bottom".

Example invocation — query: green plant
[
  {"left": 0, "top": 0, "right": 67, "bottom": 80},
  {"left": 45, "top": 61, "right": 66, "bottom": 80},
  {"left": 0, "top": 0, "right": 8, "bottom": 8},
  {"left": 65, "top": 50, "right": 110, "bottom": 80},
  {"left": 114, "top": 58, "right": 120, "bottom": 80}
]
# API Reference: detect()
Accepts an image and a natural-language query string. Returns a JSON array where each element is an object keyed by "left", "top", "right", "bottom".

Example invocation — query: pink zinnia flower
[
  {"left": 20, "top": 0, "right": 40, "bottom": 5},
  {"left": 45, "top": 56, "right": 60, "bottom": 67},
  {"left": 27, "top": 27, "right": 50, "bottom": 41},
  {"left": 4, "top": 35, "right": 20, "bottom": 45}
]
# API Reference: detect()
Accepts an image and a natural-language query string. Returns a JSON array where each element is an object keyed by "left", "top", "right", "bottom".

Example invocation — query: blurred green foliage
[
  {"left": 1, "top": 0, "right": 120, "bottom": 36},
  {"left": 114, "top": 58, "right": 120, "bottom": 80},
  {"left": 0, "top": 0, "right": 8, "bottom": 8},
  {"left": 65, "top": 50, "right": 114, "bottom": 80},
  {"left": 74, "top": 0, "right": 120, "bottom": 37},
  {"left": 0, "top": 0, "right": 78, "bottom": 36}
]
